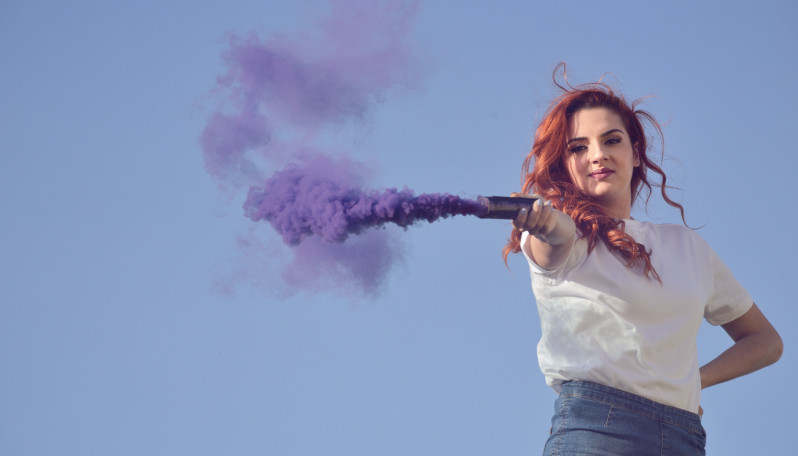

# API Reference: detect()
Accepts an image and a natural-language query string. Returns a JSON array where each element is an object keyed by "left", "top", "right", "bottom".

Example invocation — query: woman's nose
[{"left": 588, "top": 143, "right": 608, "bottom": 162}]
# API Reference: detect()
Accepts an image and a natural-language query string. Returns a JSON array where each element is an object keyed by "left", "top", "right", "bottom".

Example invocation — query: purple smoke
[
  {"left": 281, "top": 232, "right": 402, "bottom": 298},
  {"left": 200, "top": 0, "right": 454, "bottom": 297},
  {"left": 243, "top": 155, "right": 485, "bottom": 246},
  {"left": 200, "top": 0, "right": 421, "bottom": 184}
]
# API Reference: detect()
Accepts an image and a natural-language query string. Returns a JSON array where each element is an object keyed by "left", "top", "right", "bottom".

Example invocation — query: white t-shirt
[{"left": 522, "top": 220, "right": 753, "bottom": 413}]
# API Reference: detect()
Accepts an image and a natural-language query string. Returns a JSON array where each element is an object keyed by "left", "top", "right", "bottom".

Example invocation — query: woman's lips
[{"left": 589, "top": 169, "right": 614, "bottom": 180}]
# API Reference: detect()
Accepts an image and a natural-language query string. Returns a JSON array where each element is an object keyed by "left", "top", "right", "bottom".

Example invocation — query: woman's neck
[{"left": 600, "top": 198, "right": 632, "bottom": 220}]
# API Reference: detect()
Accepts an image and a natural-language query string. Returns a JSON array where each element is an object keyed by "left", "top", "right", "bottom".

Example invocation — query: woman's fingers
[
  {"left": 536, "top": 200, "right": 556, "bottom": 235},
  {"left": 513, "top": 207, "right": 532, "bottom": 231},
  {"left": 514, "top": 198, "right": 552, "bottom": 234}
]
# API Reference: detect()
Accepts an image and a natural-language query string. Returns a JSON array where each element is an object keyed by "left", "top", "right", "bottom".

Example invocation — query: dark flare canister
[{"left": 476, "top": 195, "right": 541, "bottom": 219}]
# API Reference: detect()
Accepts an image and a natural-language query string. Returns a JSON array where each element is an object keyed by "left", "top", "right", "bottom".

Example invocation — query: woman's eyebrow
[
  {"left": 567, "top": 129, "right": 624, "bottom": 145},
  {"left": 601, "top": 128, "right": 624, "bottom": 137}
]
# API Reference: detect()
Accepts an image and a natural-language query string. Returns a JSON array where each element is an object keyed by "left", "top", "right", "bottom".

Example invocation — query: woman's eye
[
  {"left": 606, "top": 137, "right": 622, "bottom": 145},
  {"left": 569, "top": 145, "right": 587, "bottom": 153}
]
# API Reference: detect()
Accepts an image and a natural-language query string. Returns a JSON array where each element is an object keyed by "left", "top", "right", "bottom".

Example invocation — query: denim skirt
[{"left": 543, "top": 381, "right": 706, "bottom": 456}]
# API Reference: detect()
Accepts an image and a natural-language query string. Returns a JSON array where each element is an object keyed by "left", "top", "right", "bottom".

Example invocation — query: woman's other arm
[{"left": 700, "top": 303, "right": 783, "bottom": 389}]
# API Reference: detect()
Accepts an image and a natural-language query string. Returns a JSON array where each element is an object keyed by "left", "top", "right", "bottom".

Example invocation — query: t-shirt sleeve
[
  {"left": 520, "top": 231, "right": 580, "bottom": 283},
  {"left": 703, "top": 242, "right": 754, "bottom": 326}
]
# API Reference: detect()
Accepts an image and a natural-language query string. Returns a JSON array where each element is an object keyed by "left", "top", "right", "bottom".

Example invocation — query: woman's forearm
[{"left": 700, "top": 327, "right": 783, "bottom": 389}]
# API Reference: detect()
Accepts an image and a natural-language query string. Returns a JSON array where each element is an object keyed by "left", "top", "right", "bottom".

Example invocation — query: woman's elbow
[
  {"left": 769, "top": 330, "right": 784, "bottom": 365},
  {"left": 758, "top": 325, "right": 784, "bottom": 367}
]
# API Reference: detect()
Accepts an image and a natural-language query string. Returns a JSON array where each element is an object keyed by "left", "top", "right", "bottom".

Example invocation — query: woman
[{"left": 505, "top": 68, "right": 783, "bottom": 455}]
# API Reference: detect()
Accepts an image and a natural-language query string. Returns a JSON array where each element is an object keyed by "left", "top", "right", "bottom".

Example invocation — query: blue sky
[{"left": 1, "top": 1, "right": 796, "bottom": 454}]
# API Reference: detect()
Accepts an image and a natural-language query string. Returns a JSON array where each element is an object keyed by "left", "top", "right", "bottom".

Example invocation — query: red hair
[{"left": 503, "top": 65, "right": 686, "bottom": 281}]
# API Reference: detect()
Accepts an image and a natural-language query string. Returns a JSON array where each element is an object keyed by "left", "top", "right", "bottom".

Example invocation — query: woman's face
[{"left": 565, "top": 107, "right": 639, "bottom": 218}]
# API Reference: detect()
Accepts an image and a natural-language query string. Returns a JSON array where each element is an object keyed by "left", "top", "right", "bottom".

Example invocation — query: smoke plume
[
  {"left": 243, "top": 155, "right": 483, "bottom": 246},
  {"left": 202, "top": 0, "right": 476, "bottom": 297}
]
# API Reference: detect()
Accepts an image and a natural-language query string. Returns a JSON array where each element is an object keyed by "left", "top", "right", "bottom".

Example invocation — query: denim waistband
[{"left": 559, "top": 381, "right": 703, "bottom": 434}]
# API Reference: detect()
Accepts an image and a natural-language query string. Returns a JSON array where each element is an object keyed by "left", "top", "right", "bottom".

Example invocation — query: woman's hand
[
  {"left": 511, "top": 193, "right": 575, "bottom": 246},
  {"left": 510, "top": 193, "right": 576, "bottom": 270}
]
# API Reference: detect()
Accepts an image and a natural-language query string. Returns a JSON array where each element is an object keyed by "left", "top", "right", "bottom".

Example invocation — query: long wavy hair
[{"left": 503, "top": 66, "right": 686, "bottom": 281}]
